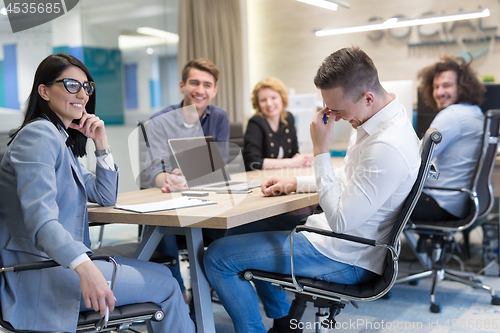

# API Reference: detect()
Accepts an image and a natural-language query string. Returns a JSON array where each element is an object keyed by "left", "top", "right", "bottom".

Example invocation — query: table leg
[
  {"left": 133, "top": 226, "right": 164, "bottom": 260},
  {"left": 185, "top": 227, "right": 215, "bottom": 333},
  {"left": 131, "top": 225, "right": 215, "bottom": 332}
]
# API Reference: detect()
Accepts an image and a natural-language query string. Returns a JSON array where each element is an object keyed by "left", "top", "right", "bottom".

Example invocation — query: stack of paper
[{"left": 115, "top": 196, "right": 216, "bottom": 213}]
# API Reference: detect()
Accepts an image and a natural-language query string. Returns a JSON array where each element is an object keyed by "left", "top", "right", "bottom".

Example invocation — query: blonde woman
[{"left": 243, "top": 77, "right": 312, "bottom": 171}]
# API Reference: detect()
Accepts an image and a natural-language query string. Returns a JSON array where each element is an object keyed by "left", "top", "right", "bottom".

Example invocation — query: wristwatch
[{"left": 94, "top": 147, "right": 111, "bottom": 157}]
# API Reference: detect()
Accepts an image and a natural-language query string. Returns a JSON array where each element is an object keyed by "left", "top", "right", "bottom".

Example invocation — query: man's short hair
[
  {"left": 313, "top": 46, "right": 383, "bottom": 102},
  {"left": 181, "top": 58, "right": 220, "bottom": 85},
  {"left": 418, "top": 55, "right": 486, "bottom": 111}
]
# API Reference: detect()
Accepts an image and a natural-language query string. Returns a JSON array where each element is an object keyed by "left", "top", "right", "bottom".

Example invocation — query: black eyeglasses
[{"left": 47, "top": 78, "right": 95, "bottom": 96}]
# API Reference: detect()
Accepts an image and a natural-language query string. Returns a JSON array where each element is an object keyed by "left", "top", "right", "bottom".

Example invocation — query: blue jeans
[
  {"left": 204, "top": 230, "right": 377, "bottom": 333},
  {"left": 158, "top": 229, "right": 225, "bottom": 294},
  {"left": 157, "top": 234, "right": 186, "bottom": 293}
]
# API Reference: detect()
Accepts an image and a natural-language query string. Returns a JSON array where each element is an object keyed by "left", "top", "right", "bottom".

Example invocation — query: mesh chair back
[
  {"left": 388, "top": 128, "right": 442, "bottom": 246},
  {"left": 409, "top": 111, "right": 500, "bottom": 230},
  {"left": 228, "top": 122, "right": 244, "bottom": 174},
  {"left": 474, "top": 110, "right": 500, "bottom": 219}
]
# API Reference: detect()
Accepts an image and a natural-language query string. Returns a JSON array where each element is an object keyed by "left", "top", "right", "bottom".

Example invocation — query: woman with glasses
[{"left": 0, "top": 54, "right": 194, "bottom": 332}]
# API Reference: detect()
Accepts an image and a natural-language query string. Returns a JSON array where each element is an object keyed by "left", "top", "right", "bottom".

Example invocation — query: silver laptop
[{"left": 168, "top": 136, "right": 261, "bottom": 191}]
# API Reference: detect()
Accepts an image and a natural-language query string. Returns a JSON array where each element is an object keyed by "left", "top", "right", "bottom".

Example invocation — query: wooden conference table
[
  {"left": 87, "top": 159, "right": 343, "bottom": 333},
  {"left": 88, "top": 155, "right": 500, "bottom": 332}
]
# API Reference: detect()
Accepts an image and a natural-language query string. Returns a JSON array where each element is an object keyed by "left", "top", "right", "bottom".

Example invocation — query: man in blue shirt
[
  {"left": 146, "top": 58, "right": 230, "bottom": 191},
  {"left": 411, "top": 55, "right": 486, "bottom": 222},
  {"left": 144, "top": 58, "right": 229, "bottom": 304}
]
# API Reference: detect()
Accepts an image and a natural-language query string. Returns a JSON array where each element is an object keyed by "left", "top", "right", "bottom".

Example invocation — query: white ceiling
[
  {"left": 0, "top": 0, "right": 179, "bottom": 34},
  {"left": 80, "top": 0, "right": 178, "bottom": 33}
]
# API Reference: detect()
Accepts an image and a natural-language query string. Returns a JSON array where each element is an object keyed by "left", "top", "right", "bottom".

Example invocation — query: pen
[
  {"left": 162, "top": 159, "right": 187, "bottom": 185},
  {"left": 161, "top": 159, "right": 168, "bottom": 184},
  {"left": 215, "top": 189, "right": 252, "bottom": 194},
  {"left": 322, "top": 99, "right": 328, "bottom": 125}
]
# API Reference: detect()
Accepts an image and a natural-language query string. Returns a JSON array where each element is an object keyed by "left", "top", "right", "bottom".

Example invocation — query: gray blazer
[{"left": 0, "top": 119, "right": 118, "bottom": 332}]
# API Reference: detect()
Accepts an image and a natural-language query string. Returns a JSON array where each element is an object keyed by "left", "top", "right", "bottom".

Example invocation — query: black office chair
[
  {"left": 243, "top": 128, "right": 442, "bottom": 332},
  {"left": 0, "top": 255, "right": 164, "bottom": 333},
  {"left": 91, "top": 121, "right": 178, "bottom": 266},
  {"left": 227, "top": 121, "right": 245, "bottom": 174},
  {"left": 397, "top": 110, "right": 500, "bottom": 313}
]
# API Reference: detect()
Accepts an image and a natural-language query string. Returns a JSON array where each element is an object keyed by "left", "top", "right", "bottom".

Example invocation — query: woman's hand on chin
[{"left": 69, "top": 110, "right": 109, "bottom": 149}]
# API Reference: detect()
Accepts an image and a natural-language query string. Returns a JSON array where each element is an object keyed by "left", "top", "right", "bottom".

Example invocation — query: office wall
[
  {"left": 247, "top": 0, "right": 500, "bottom": 107},
  {"left": 83, "top": 125, "right": 140, "bottom": 193}
]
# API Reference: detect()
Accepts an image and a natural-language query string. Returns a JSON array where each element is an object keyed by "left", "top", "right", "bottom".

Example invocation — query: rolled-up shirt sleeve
[{"left": 296, "top": 175, "right": 317, "bottom": 193}]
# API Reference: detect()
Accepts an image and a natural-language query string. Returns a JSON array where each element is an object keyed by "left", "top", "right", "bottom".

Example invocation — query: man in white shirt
[{"left": 204, "top": 46, "right": 421, "bottom": 333}]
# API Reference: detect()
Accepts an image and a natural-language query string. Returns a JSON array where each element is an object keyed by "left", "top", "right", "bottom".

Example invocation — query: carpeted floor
[
  {"left": 211, "top": 238, "right": 500, "bottom": 333},
  {"left": 94, "top": 222, "right": 500, "bottom": 333}
]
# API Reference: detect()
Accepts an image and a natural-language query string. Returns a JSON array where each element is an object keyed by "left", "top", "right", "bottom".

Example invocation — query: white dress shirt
[{"left": 296, "top": 95, "right": 420, "bottom": 275}]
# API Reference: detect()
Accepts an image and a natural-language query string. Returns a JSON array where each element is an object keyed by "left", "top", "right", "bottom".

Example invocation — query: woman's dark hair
[
  {"left": 9, "top": 53, "right": 96, "bottom": 157},
  {"left": 418, "top": 55, "right": 486, "bottom": 112}
]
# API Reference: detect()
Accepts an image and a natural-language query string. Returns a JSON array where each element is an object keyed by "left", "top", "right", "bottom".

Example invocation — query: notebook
[
  {"left": 115, "top": 196, "right": 215, "bottom": 213},
  {"left": 168, "top": 136, "right": 261, "bottom": 191}
]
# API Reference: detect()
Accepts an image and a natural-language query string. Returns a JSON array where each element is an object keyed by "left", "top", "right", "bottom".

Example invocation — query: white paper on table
[{"left": 114, "top": 196, "right": 216, "bottom": 213}]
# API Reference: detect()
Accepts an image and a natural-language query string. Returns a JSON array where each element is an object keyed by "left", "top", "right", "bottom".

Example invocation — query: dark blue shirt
[
  {"left": 146, "top": 102, "right": 230, "bottom": 186},
  {"left": 151, "top": 101, "right": 230, "bottom": 144}
]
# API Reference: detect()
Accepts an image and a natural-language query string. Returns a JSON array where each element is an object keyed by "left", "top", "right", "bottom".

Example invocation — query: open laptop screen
[{"left": 168, "top": 136, "right": 230, "bottom": 188}]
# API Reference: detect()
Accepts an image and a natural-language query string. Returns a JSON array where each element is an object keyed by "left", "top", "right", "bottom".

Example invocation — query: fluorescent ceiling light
[
  {"left": 297, "top": 0, "right": 338, "bottom": 11},
  {"left": 119, "top": 35, "right": 172, "bottom": 50},
  {"left": 316, "top": 8, "right": 490, "bottom": 36},
  {"left": 136, "top": 27, "right": 179, "bottom": 44},
  {"left": 119, "top": 27, "right": 179, "bottom": 50}
]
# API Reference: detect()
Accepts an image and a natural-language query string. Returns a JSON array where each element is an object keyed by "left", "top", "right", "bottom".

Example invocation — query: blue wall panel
[
  {"left": 0, "top": 61, "right": 5, "bottom": 108},
  {"left": 4, "top": 44, "right": 20, "bottom": 110},
  {"left": 150, "top": 79, "right": 161, "bottom": 109},
  {"left": 124, "top": 63, "right": 138, "bottom": 109},
  {"left": 52, "top": 46, "right": 84, "bottom": 62},
  {"left": 83, "top": 47, "right": 124, "bottom": 125}
]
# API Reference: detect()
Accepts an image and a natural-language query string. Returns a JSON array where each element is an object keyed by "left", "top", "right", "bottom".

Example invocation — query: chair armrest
[
  {"left": 295, "top": 225, "right": 376, "bottom": 246},
  {"left": 424, "top": 186, "right": 472, "bottom": 193},
  {"left": 289, "top": 225, "right": 396, "bottom": 293},
  {"left": 423, "top": 187, "right": 476, "bottom": 203},
  {"left": 1, "top": 255, "right": 118, "bottom": 330},
  {"left": 1, "top": 255, "right": 113, "bottom": 273}
]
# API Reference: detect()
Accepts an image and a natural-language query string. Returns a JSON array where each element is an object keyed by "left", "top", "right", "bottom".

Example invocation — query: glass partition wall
[
  {"left": 0, "top": 0, "right": 180, "bottom": 193},
  {"left": 0, "top": 0, "right": 180, "bottom": 127}
]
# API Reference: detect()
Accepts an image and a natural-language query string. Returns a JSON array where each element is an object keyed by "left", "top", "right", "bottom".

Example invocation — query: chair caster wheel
[
  {"left": 409, "top": 280, "right": 419, "bottom": 286},
  {"left": 381, "top": 291, "right": 392, "bottom": 299},
  {"left": 492, "top": 296, "right": 500, "bottom": 305},
  {"left": 430, "top": 303, "right": 441, "bottom": 313}
]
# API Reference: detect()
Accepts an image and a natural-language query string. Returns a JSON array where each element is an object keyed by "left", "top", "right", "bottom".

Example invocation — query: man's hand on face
[{"left": 310, "top": 107, "right": 334, "bottom": 157}]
